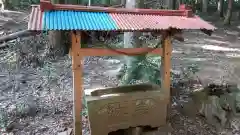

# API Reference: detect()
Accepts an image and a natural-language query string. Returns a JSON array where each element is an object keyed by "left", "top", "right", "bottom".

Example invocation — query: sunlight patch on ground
[
  {"left": 104, "top": 59, "right": 121, "bottom": 64},
  {"left": 100, "top": 93, "right": 120, "bottom": 98},
  {"left": 201, "top": 45, "right": 240, "bottom": 52},
  {"left": 183, "top": 57, "right": 210, "bottom": 62},
  {"left": 225, "top": 30, "right": 239, "bottom": 35},
  {"left": 204, "top": 39, "right": 229, "bottom": 44},
  {"left": 184, "top": 43, "right": 205, "bottom": 48},
  {"left": 187, "top": 31, "right": 206, "bottom": 36},
  {"left": 211, "top": 34, "right": 224, "bottom": 39},
  {"left": 104, "top": 67, "right": 122, "bottom": 77},
  {"left": 172, "top": 50, "right": 183, "bottom": 54},
  {"left": 0, "top": 9, "right": 25, "bottom": 14},
  {"left": 184, "top": 38, "right": 205, "bottom": 43},
  {"left": 226, "top": 53, "right": 240, "bottom": 58}
]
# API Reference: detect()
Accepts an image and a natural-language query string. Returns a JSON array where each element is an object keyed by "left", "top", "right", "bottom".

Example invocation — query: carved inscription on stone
[
  {"left": 98, "top": 101, "right": 128, "bottom": 117},
  {"left": 133, "top": 98, "right": 156, "bottom": 116},
  {"left": 97, "top": 98, "right": 157, "bottom": 123}
]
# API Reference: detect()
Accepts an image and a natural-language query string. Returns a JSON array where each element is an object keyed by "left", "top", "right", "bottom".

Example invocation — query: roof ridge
[{"left": 40, "top": 0, "right": 193, "bottom": 17}]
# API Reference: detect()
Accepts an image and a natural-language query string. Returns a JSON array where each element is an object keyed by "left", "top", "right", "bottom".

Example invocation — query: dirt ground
[{"left": 0, "top": 10, "right": 240, "bottom": 135}]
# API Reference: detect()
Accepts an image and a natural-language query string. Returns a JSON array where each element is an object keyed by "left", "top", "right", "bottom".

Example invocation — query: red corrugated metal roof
[
  {"left": 28, "top": 5, "right": 43, "bottom": 31},
  {"left": 28, "top": 2, "right": 216, "bottom": 31},
  {"left": 28, "top": 6, "right": 216, "bottom": 31},
  {"left": 109, "top": 13, "right": 215, "bottom": 31}
]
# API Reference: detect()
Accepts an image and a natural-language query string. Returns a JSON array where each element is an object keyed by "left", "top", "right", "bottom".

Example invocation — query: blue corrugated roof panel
[{"left": 42, "top": 10, "right": 118, "bottom": 30}]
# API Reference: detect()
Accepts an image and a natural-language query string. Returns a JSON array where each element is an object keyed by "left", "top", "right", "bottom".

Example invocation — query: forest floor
[{"left": 0, "top": 10, "right": 240, "bottom": 135}]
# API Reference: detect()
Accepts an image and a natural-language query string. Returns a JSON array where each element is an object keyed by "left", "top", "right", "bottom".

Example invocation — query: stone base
[{"left": 86, "top": 84, "right": 169, "bottom": 135}]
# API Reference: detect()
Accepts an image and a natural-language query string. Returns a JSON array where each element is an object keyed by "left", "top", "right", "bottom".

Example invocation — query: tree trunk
[
  {"left": 238, "top": 0, "right": 240, "bottom": 20},
  {"left": 120, "top": 0, "right": 148, "bottom": 86},
  {"left": 238, "top": 11, "right": 240, "bottom": 20},
  {"left": 47, "top": 0, "right": 78, "bottom": 57},
  {"left": 2, "top": 0, "right": 12, "bottom": 10},
  {"left": 172, "top": 0, "right": 177, "bottom": 10},
  {"left": 179, "top": 0, "right": 183, "bottom": 4},
  {"left": 103, "top": 0, "right": 110, "bottom": 6},
  {"left": 224, "top": 0, "right": 233, "bottom": 25},
  {"left": 194, "top": 0, "right": 201, "bottom": 13},
  {"left": 48, "top": 31, "right": 66, "bottom": 55},
  {"left": 123, "top": 0, "right": 144, "bottom": 64},
  {"left": 0, "top": 30, "right": 36, "bottom": 45},
  {"left": 166, "top": 0, "right": 173, "bottom": 9},
  {"left": 202, "top": 0, "right": 208, "bottom": 13},
  {"left": 121, "top": 0, "right": 126, "bottom": 6},
  {"left": 218, "top": 0, "right": 224, "bottom": 18},
  {"left": 47, "top": 0, "right": 64, "bottom": 57},
  {"left": 124, "top": 0, "right": 137, "bottom": 67}
]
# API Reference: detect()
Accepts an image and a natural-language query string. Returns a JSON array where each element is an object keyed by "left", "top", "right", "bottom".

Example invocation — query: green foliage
[
  {"left": 5, "top": 0, "right": 40, "bottom": 10},
  {"left": 15, "top": 102, "right": 33, "bottom": 117},
  {"left": 62, "top": 0, "right": 81, "bottom": 4},
  {"left": 236, "top": 93, "right": 240, "bottom": 112},
  {"left": 82, "top": 91, "right": 88, "bottom": 116},
  {"left": 0, "top": 108, "right": 8, "bottom": 131},
  {"left": 118, "top": 55, "right": 162, "bottom": 85},
  {"left": 42, "top": 62, "right": 58, "bottom": 77},
  {"left": 181, "top": 64, "right": 199, "bottom": 80},
  {"left": 227, "top": 90, "right": 240, "bottom": 114},
  {"left": 117, "top": 50, "right": 201, "bottom": 87}
]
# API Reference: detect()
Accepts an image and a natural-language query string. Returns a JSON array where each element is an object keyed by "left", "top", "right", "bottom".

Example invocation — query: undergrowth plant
[
  {"left": 117, "top": 55, "right": 200, "bottom": 87},
  {"left": 4, "top": 0, "right": 40, "bottom": 10},
  {"left": 114, "top": 34, "right": 200, "bottom": 87}
]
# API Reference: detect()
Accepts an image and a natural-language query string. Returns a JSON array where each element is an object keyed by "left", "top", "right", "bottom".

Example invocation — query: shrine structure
[{"left": 28, "top": 1, "right": 215, "bottom": 134}]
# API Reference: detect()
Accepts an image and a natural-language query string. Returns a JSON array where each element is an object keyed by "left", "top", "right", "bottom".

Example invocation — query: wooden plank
[
  {"left": 71, "top": 31, "right": 83, "bottom": 135},
  {"left": 77, "top": 48, "right": 163, "bottom": 56}
]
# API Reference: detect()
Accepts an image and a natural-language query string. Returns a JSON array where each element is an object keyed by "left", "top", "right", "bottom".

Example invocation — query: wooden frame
[
  {"left": 77, "top": 48, "right": 163, "bottom": 56},
  {"left": 26, "top": 1, "right": 215, "bottom": 135},
  {"left": 71, "top": 30, "right": 172, "bottom": 135}
]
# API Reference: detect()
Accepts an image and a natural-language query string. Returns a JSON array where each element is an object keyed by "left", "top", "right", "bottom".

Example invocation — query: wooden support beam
[
  {"left": 77, "top": 48, "right": 163, "bottom": 56},
  {"left": 71, "top": 31, "right": 83, "bottom": 135},
  {"left": 161, "top": 34, "right": 172, "bottom": 98},
  {"left": 160, "top": 32, "right": 172, "bottom": 123},
  {"left": 161, "top": 35, "right": 172, "bottom": 97}
]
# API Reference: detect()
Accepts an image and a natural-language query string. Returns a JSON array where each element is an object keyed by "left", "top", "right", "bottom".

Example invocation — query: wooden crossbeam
[{"left": 77, "top": 48, "right": 163, "bottom": 56}]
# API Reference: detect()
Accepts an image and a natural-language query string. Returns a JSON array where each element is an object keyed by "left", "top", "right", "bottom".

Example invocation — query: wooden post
[
  {"left": 160, "top": 31, "right": 172, "bottom": 124},
  {"left": 161, "top": 32, "right": 172, "bottom": 99},
  {"left": 71, "top": 31, "right": 83, "bottom": 135}
]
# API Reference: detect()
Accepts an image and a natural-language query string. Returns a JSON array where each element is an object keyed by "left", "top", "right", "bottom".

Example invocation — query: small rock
[
  {"left": 6, "top": 121, "right": 26, "bottom": 132},
  {"left": 8, "top": 104, "right": 16, "bottom": 113},
  {"left": 58, "top": 128, "right": 72, "bottom": 135},
  {"left": 58, "top": 131, "right": 68, "bottom": 135}
]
